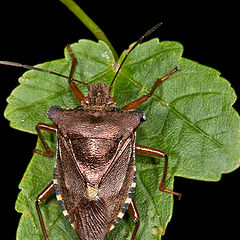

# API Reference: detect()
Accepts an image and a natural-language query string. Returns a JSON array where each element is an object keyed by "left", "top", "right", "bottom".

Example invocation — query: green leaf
[{"left": 4, "top": 39, "right": 240, "bottom": 240}]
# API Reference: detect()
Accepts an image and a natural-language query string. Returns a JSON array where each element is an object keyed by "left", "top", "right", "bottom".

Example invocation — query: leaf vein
[
  {"left": 157, "top": 106, "right": 169, "bottom": 136},
  {"left": 169, "top": 91, "right": 222, "bottom": 105},
  {"left": 119, "top": 71, "right": 223, "bottom": 147},
  {"left": 7, "top": 69, "right": 113, "bottom": 115},
  {"left": 164, "top": 102, "right": 223, "bottom": 147},
  {"left": 123, "top": 47, "right": 182, "bottom": 67},
  {"left": 137, "top": 168, "right": 162, "bottom": 228}
]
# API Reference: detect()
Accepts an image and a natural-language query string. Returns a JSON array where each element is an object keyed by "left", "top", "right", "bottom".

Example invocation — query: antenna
[
  {"left": 108, "top": 22, "right": 163, "bottom": 93},
  {"left": 0, "top": 60, "right": 89, "bottom": 86}
]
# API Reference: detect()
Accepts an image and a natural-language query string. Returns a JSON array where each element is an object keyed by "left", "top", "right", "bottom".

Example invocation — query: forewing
[
  {"left": 99, "top": 133, "right": 136, "bottom": 223},
  {"left": 54, "top": 134, "right": 111, "bottom": 240},
  {"left": 54, "top": 132, "right": 136, "bottom": 240}
]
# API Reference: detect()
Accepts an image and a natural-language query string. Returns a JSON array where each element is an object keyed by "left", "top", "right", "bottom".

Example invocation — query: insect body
[
  {"left": 49, "top": 102, "right": 144, "bottom": 239},
  {"left": 1, "top": 24, "right": 181, "bottom": 240}
]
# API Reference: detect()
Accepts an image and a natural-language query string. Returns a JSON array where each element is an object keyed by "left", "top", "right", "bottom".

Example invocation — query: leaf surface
[{"left": 4, "top": 39, "right": 240, "bottom": 239}]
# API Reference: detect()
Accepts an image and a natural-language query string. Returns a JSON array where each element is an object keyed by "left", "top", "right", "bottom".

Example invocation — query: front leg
[
  {"left": 135, "top": 144, "right": 182, "bottom": 198},
  {"left": 66, "top": 44, "right": 86, "bottom": 103},
  {"left": 121, "top": 67, "right": 179, "bottom": 110},
  {"left": 34, "top": 123, "right": 57, "bottom": 157}
]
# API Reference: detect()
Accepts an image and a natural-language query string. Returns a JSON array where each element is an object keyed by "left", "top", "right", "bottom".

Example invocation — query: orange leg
[
  {"left": 33, "top": 123, "right": 57, "bottom": 157},
  {"left": 66, "top": 44, "right": 85, "bottom": 103},
  {"left": 35, "top": 182, "right": 55, "bottom": 240},
  {"left": 128, "top": 199, "right": 140, "bottom": 240},
  {"left": 121, "top": 67, "right": 179, "bottom": 110},
  {"left": 136, "top": 144, "right": 182, "bottom": 198},
  {"left": 34, "top": 124, "right": 56, "bottom": 239}
]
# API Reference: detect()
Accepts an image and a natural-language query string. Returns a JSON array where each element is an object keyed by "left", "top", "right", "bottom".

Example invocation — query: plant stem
[{"left": 59, "top": 0, "right": 118, "bottom": 61}]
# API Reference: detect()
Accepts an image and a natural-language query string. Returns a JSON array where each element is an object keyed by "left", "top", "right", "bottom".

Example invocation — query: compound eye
[
  {"left": 108, "top": 97, "right": 115, "bottom": 105},
  {"left": 83, "top": 96, "right": 89, "bottom": 104}
]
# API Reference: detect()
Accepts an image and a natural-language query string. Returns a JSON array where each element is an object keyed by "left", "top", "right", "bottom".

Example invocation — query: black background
[{"left": 0, "top": 1, "right": 239, "bottom": 239}]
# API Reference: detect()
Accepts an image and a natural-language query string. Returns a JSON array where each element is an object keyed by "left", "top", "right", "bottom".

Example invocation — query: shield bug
[{"left": 1, "top": 23, "right": 181, "bottom": 240}]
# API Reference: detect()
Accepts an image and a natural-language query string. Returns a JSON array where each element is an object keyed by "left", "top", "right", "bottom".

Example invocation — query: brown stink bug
[{"left": 0, "top": 23, "right": 181, "bottom": 240}]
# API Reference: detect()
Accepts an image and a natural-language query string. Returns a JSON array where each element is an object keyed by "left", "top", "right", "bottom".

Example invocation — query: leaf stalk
[{"left": 59, "top": 0, "right": 118, "bottom": 61}]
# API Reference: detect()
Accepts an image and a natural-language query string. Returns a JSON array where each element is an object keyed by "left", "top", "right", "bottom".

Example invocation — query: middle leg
[
  {"left": 135, "top": 144, "right": 182, "bottom": 198},
  {"left": 33, "top": 123, "right": 57, "bottom": 157}
]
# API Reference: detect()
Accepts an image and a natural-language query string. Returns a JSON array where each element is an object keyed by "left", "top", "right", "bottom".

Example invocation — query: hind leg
[
  {"left": 128, "top": 199, "right": 140, "bottom": 240},
  {"left": 35, "top": 182, "right": 55, "bottom": 240}
]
